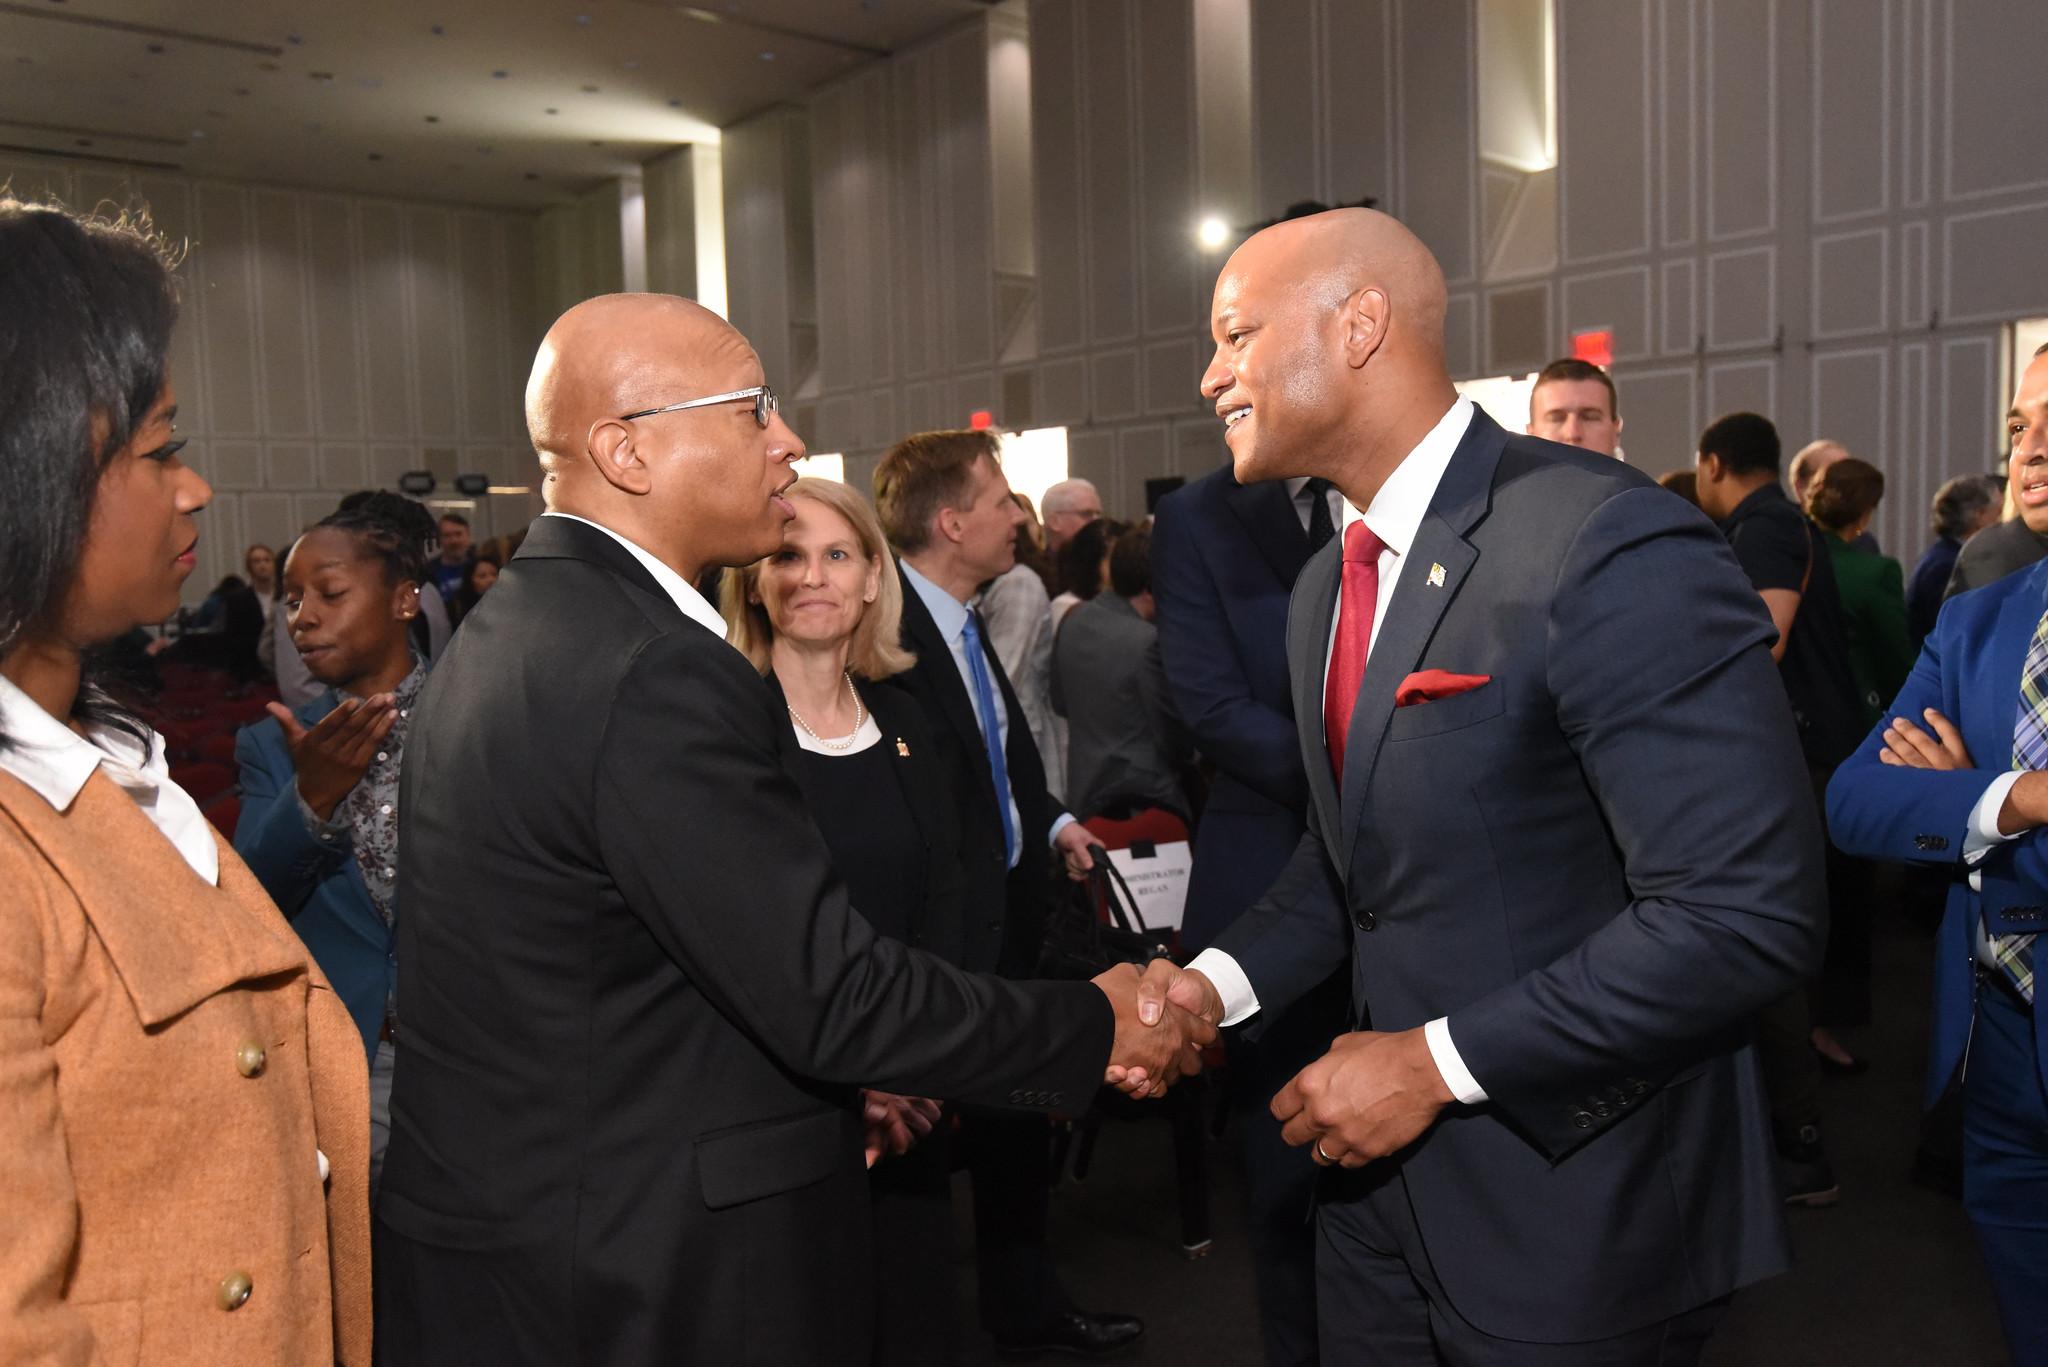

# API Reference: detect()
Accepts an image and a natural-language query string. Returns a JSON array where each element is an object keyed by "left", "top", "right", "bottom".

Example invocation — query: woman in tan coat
[{"left": 0, "top": 197, "right": 372, "bottom": 1364}]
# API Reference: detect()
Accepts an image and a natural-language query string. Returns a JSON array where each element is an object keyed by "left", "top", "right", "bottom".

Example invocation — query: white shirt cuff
[
  {"left": 1964, "top": 771, "right": 2026, "bottom": 861},
  {"left": 1049, "top": 812, "right": 1077, "bottom": 846},
  {"left": 1424, "top": 1017, "right": 1487, "bottom": 1104},
  {"left": 1184, "top": 948, "right": 1261, "bottom": 1028}
]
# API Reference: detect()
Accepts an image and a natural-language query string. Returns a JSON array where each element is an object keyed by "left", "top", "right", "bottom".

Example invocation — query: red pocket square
[{"left": 1395, "top": 670, "right": 1492, "bottom": 707}]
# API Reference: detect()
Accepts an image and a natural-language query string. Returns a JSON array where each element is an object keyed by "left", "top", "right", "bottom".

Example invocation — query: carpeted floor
[{"left": 945, "top": 901, "right": 2008, "bottom": 1365}]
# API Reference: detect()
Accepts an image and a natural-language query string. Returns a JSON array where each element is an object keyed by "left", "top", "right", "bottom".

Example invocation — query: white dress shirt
[
  {"left": 1964, "top": 770, "right": 2026, "bottom": 967},
  {"left": 1187, "top": 398, "right": 1488, "bottom": 1104},
  {"left": 901, "top": 558, "right": 1076, "bottom": 863},
  {"left": 0, "top": 672, "right": 218, "bottom": 885},
  {"left": 541, "top": 512, "right": 731, "bottom": 641}
]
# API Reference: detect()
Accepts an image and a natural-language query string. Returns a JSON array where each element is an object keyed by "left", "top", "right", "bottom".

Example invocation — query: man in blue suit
[
  {"left": 1136, "top": 208, "right": 1823, "bottom": 1362},
  {"left": 1827, "top": 343, "right": 2048, "bottom": 1366},
  {"left": 1153, "top": 461, "right": 1349, "bottom": 1365}
]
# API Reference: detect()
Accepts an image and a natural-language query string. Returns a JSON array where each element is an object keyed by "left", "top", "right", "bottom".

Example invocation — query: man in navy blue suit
[
  {"left": 1827, "top": 343, "right": 2048, "bottom": 1367},
  {"left": 1153, "top": 463, "right": 1349, "bottom": 1365},
  {"left": 1135, "top": 208, "right": 1823, "bottom": 1362}
]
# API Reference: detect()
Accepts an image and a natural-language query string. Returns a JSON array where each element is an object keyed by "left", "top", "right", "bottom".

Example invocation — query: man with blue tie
[
  {"left": 1827, "top": 343, "right": 2048, "bottom": 1367},
  {"left": 875, "top": 428, "right": 1143, "bottom": 1360}
]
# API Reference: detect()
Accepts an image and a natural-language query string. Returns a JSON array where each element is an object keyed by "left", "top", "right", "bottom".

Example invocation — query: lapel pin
[
  {"left": 1427, "top": 563, "right": 1447, "bottom": 588},
  {"left": 896, "top": 738, "right": 911, "bottom": 757}
]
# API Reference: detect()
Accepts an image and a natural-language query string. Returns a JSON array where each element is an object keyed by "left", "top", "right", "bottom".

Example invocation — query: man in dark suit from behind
[
  {"left": 372, "top": 295, "right": 1210, "bottom": 1367},
  {"left": 874, "top": 428, "right": 1145, "bottom": 1360},
  {"left": 1141, "top": 209, "right": 1823, "bottom": 1362},
  {"left": 1151, "top": 462, "right": 1349, "bottom": 1366},
  {"left": 1910, "top": 474, "right": 2002, "bottom": 645}
]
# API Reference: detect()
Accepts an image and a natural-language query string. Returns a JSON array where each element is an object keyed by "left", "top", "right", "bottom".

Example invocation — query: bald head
[
  {"left": 1200, "top": 208, "right": 1459, "bottom": 491},
  {"left": 526, "top": 293, "right": 754, "bottom": 483}
]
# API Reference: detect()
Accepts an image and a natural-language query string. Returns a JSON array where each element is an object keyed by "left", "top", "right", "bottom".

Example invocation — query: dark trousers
[
  {"left": 1314, "top": 1171, "right": 1728, "bottom": 1365},
  {"left": 870, "top": 1131, "right": 958, "bottom": 1367},
  {"left": 1812, "top": 771, "right": 1876, "bottom": 1027},
  {"left": 1963, "top": 981, "right": 2048, "bottom": 1367},
  {"left": 963, "top": 1109, "right": 1068, "bottom": 1337},
  {"left": 1229, "top": 971, "right": 1350, "bottom": 1367}
]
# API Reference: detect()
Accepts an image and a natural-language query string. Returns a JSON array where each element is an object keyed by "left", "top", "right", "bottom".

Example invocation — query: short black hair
[
  {"left": 438, "top": 510, "right": 470, "bottom": 529},
  {"left": 1531, "top": 358, "right": 1619, "bottom": 419},
  {"left": 321, "top": 490, "right": 437, "bottom": 589},
  {"left": 0, "top": 195, "right": 180, "bottom": 747},
  {"left": 1108, "top": 526, "right": 1152, "bottom": 599},
  {"left": 1698, "top": 412, "right": 1782, "bottom": 477}
]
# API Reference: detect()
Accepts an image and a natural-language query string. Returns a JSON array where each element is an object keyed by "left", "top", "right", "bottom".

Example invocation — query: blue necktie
[{"left": 961, "top": 612, "right": 1019, "bottom": 866}]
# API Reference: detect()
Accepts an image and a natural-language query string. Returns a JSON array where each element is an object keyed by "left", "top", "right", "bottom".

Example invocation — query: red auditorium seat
[
  {"left": 201, "top": 791, "right": 241, "bottom": 838},
  {"left": 194, "top": 731, "right": 239, "bottom": 765},
  {"left": 169, "top": 761, "right": 235, "bottom": 804}
]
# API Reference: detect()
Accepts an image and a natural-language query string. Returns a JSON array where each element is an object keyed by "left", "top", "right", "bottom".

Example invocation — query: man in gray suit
[{"left": 1051, "top": 525, "right": 1189, "bottom": 820}]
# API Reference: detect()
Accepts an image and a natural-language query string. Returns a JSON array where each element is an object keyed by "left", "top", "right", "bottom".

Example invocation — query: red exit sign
[{"left": 1571, "top": 328, "right": 1614, "bottom": 369}]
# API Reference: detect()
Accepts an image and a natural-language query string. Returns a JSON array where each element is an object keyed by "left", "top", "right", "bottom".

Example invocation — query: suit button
[
  {"left": 235, "top": 1041, "right": 267, "bottom": 1078},
  {"left": 1628, "top": 1079, "right": 1650, "bottom": 1097},
  {"left": 1048, "top": 1092, "right": 1063, "bottom": 1106},
  {"left": 1009, "top": 1089, "right": 1027, "bottom": 1105},
  {"left": 1570, "top": 1109, "right": 1594, "bottom": 1129},
  {"left": 217, "top": 1271, "right": 253, "bottom": 1312},
  {"left": 1352, "top": 910, "right": 1376, "bottom": 932},
  {"left": 1591, "top": 1102, "right": 1613, "bottom": 1118}
]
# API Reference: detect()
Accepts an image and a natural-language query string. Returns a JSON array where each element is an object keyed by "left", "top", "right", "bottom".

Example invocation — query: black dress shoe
[{"left": 994, "top": 1310, "right": 1145, "bottom": 1359}]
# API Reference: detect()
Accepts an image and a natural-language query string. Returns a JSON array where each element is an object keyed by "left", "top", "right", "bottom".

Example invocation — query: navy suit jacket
[
  {"left": 233, "top": 693, "right": 396, "bottom": 1060},
  {"left": 1152, "top": 465, "right": 1315, "bottom": 952},
  {"left": 1828, "top": 557, "right": 2048, "bottom": 1102},
  {"left": 1212, "top": 409, "right": 1824, "bottom": 1342}
]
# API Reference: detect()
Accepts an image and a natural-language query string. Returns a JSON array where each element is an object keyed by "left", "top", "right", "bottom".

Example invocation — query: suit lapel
[
  {"left": 1288, "top": 542, "right": 1344, "bottom": 854},
  {"left": 897, "top": 563, "right": 996, "bottom": 808},
  {"left": 1225, "top": 477, "right": 1313, "bottom": 586},
  {"left": 1334, "top": 410, "right": 1506, "bottom": 853},
  {"left": 1974, "top": 570, "right": 2045, "bottom": 763}
]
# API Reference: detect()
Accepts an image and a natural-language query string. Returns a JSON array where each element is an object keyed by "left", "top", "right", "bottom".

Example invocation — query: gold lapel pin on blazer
[
  {"left": 896, "top": 738, "right": 911, "bottom": 757},
  {"left": 1427, "top": 563, "right": 1447, "bottom": 588}
]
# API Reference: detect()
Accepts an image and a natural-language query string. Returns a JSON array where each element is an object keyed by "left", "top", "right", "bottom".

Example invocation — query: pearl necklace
[{"left": 787, "top": 671, "right": 867, "bottom": 751}]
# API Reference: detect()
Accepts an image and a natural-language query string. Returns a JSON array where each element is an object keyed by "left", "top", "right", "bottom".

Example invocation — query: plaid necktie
[{"left": 1995, "top": 610, "right": 2048, "bottom": 1000}]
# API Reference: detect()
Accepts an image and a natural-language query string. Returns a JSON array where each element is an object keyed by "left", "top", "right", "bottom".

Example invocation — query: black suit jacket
[
  {"left": 1215, "top": 410, "right": 1823, "bottom": 1342},
  {"left": 1151, "top": 466, "right": 1316, "bottom": 951},
  {"left": 1943, "top": 514, "right": 2048, "bottom": 599},
  {"left": 891, "top": 560, "right": 1060, "bottom": 977},
  {"left": 373, "top": 517, "right": 1110, "bottom": 1366}
]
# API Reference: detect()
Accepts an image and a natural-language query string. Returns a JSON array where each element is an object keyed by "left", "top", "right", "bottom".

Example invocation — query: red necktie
[{"left": 1324, "top": 521, "right": 1387, "bottom": 780}]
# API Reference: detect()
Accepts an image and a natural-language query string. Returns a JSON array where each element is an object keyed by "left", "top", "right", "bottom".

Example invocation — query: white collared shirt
[
  {"left": 0, "top": 672, "right": 219, "bottom": 885},
  {"left": 540, "top": 512, "right": 730, "bottom": 642},
  {"left": 900, "top": 558, "right": 1075, "bottom": 864},
  {"left": 1187, "top": 398, "right": 1488, "bottom": 1104}
]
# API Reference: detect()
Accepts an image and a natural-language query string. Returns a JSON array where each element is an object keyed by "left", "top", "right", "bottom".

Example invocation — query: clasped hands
[{"left": 1105, "top": 961, "right": 1455, "bottom": 1166}]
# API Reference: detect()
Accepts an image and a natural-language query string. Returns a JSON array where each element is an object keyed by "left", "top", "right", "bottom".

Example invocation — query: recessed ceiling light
[
  {"left": 667, "top": 98, "right": 682, "bottom": 108},
  {"left": 309, "top": 70, "right": 335, "bottom": 81},
  {"left": 367, "top": 152, "right": 383, "bottom": 161},
  {"left": 430, "top": 24, "right": 445, "bottom": 36},
  {"left": 623, "top": 59, "right": 640, "bottom": 69},
  {"left": 144, "top": 42, "right": 164, "bottom": 54},
  {"left": 681, "top": 7, "right": 722, "bottom": 23},
  {"left": 356, "top": 77, "right": 383, "bottom": 89},
  {"left": 580, "top": 84, "right": 599, "bottom": 93},
  {"left": 257, "top": 60, "right": 281, "bottom": 72},
  {"left": 524, "top": 171, "right": 540, "bottom": 180},
  {"left": 545, "top": 107, "right": 558, "bottom": 115},
  {"left": 575, "top": 14, "right": 591, "bottom": 24},
  {"left": 189, "top": 129, "right": 207, "bottom": 139},
  {"left": 288, "top": 34, "right": 303, "bottom": 45},
  {"left": 758, "top": 50, "right": 775, "bottom": 61},
  {"left": 75, "top": 138, "right": 92, "bottom": 148},
  {"left": 424, "top": 114, "right": 440, "bottom": 123},
  {"left": 234, "top": 86, "right": 251, "bottom": 95},
  {"left": 589, "top": 140, "right": 603, "bottom": 147},
  {"left": 492, "top": 69, "right": 509, "bottom": 79}
]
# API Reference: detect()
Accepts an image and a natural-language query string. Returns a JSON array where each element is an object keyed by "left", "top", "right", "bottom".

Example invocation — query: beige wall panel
[
  {"left": 1486, "top": 282, "right": 1552, "bottom": 376},
  {"left": 1811, "top": 228, "right": 1889, "bottom": 338},
  {"left": 1661, "top": 259, "right": 1698, "bottom": 355},
  {"left": 1812, "top": 0, "right": 1890, "bottom": 224},
  {"left": 1031, "top": 0, "right": 1090, "bottom": 353},
  {"left": 293, "top": 493, "right": 336, "bottom": 532},
  {"left": 1942, "top": 201, "right": 2048, "bottom": 326},
  {"left": 205, "top": 441, "right": 264, "bottom": 492},
  {"left": 319, "top": 445, "right": 367, "bottom": 492},
  {"left": 0, "top": 157, "right": 70, "bottom": 202},
  {"left": 1067, "top": 427, "right": 1119, "bottom": 496},
  {"left": 1944, "top": 0, "right": 2048, "bottom": 201},
  {"left": 1250, "top": 0, "right": 1321, "bottom": 211},
  {"left": 267, "top": 442, "right": 317, "bottom": 491},
  {"left": 643, "top": 146, "right": 697, "bottom": 300},
  {"left": 936, "top": 31, "right": 996, "bottom": 373},
  {"left": 900, "top": 382, "right": 937, "bottom": 436},
  {"left": 949, "top": 374, "right": 996, "bottom": 425},
  {"left": 1899, "top": 0, "right": 1933, "bottom": 208},
  {"left": 1118, "top": 423, "right": 1172, "bottom": 519},
  {"left": 1610, "top": 365, "right": 1698, "bottom": 474},
  {"left": 865, "top": 389, "right": 901, "bottom": 451},
  {"left": 305, "top": 196, "right": 365, "bottom": 440},
  {"left": 1445, "top": 292, "right": 1479, "bottom": 380},
  {"left": 1899, "top": 221, "right": 1931, "bottom": 330},
  {"left": 456, "top": 213, "right": 511, "bottom": 444},
  {"left": 251, "top": 191, "right": 315, "bottom": 440},
  {"left": 1704, "top": 0, "right": 1776, "bottom": 241},
  {"left": 1559, "top": 0, "right": 1654, "bottom": 263},
  {"left": 357, "top": 202, "right": 419, "bottom": 442},
  {"left": 1939, "top": 336, "right": 1998, "bottom": 471},
  {"left": 1323, "top": 0, "right": 1395, "bottom": 207},
  {"left": 1706, "top": 358, "right": 1776, "bottom": 421},
  {"left": 1080, "top": 1, "right": 1140, "bottom": 345},
  {"left": 241, "top": 493, "right": 301, "bottom": 557},
  {"left": 371, "top": 446, "right": 415, "bottom": 490},
  {"left": 1809, "top": 347, "right": 1889, "bottom": 463},
  {"left": 1091, "top": 348, "right": 1140, "bottom": 421},
  {"left": 820, "top": 395, "right": 865, "bottom": 452},
  {"left": 1706, "top": 245, "right": 1775, "bottom": 349},
  {"left": 406, "top": 208, "right": 461, "bottom": 444},
  {"left": 1175, "top": 418, "right": 1224, "bottom": 480},
  {"left": 1145, "top": 338, "right": 1201, "bottom": 417},
  {"left": 1039, "top": 357, "right": 1090, "bottom": 426},
  {"left": 1136, "top": 0, "right": 1198, "bottom": 337},
  {"left": 1561, "top": 267, "right": 1653, "bottom": 362},
  {"left": 1395, "top": 0, "right": 1477, "bottom": 282},
  {"left": 1658, "top": 0, "right": 1698, "bottom": 247},
  {"left": 195, "top": 184, "right": 262, "bottom": 439},
  {"left": 891, "top": 56, "right": 940, "bottom": 382},
  {"left": 1886, "top": 340, "right": 1933, "bottom": 554}
]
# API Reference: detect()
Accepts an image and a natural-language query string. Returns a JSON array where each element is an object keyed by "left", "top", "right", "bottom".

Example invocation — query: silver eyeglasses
[{"left": 619, "top": 384, "right": 779, "bottom": 429}]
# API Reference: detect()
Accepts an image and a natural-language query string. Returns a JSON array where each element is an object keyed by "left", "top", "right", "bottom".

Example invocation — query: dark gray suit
[
  {"left": 1050, "top": 591, "right": 1188, "bottom": 819},
  {"left": 1943, "top": 515, "right": 2048, "bottom": 600},
  {"left": 1213, "top": 409, "right": 1824, "bottom": 1352}
]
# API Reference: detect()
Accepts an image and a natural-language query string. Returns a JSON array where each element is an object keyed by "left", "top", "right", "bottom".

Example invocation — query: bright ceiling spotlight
[{"left": 1196, "top": 215, "right": 1230, "bottom": 251}]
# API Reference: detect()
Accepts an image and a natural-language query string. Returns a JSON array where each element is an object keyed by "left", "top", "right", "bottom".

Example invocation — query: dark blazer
[
  {"left": 1945, "top": 516, "right": 2048, "bottom": 599},
  {"left": 372, "top": 516, "right": 1111, "bottom": 1367},
  {"left": 1049, "top": 591, "right": 1188, "bottom": 820},
  {"left": 1212, "top": 409, "right": 1824, "bottom": 1342},
  {"left": 1151, "top": 467, "right": 1316, "bottom": 952},
  {"left": 1907, "top": 535, "right": 1960, "bottom": 646},
  {"left": 891, "top": 560, "right": 1060, "bottom": 977},
  {"left": 1828, "top": 556, "right": 2048, "bottom": 1103},
  {"left": 233, "top": 692, "right": 394, "bottom": 1060}
]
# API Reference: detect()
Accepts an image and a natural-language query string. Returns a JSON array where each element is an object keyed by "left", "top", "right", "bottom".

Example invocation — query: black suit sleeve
[
  {"left": 593, "top": 630, "right": 1111, "bottom": 1109},
  {"left": 1448, "top": 487, "right": 1827, "bottom": 1157}
]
